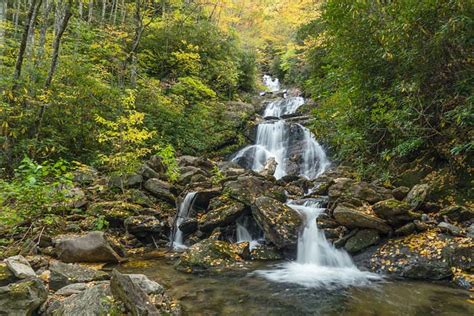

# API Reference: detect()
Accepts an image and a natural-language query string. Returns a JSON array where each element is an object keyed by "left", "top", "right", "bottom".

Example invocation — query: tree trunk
[
  {"left": 35, "top": 0, "right": 53, "bottom": 66},
  {"left": 78, "top": 0, "right": 83, "bottom": 18},
  {"left": 12, "top": 0, "right": 42, "bottom": 88},
  {"left": 0, "top": 0, "right": 6, "bottom": 49},
  {"left": 101, "top": 0, "right": 105, "bottom": 23},
  {"left": 14, "top": 0, "right": 20, "bottom": 33},
  {"left": 88, "top": 0, "right": 93, "bottom": 22},
  {"left": 34, "top": 0, "right": 72, "bottom": 141}
]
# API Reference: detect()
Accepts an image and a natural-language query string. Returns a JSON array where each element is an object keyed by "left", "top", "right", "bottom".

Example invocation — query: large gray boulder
[
  {"left": 5, "top": 255, "right": 36, "bottom": 279},
  {"left": 344, "top": 229, "right": 380, "bottom": 254},
  {"left": 333, "top": 205, "right": 391, "bottom": 234},
  {"left": 328, "top": 179, "right": 392, "bottom": 205},
  {"left": 372, "top": 199, "right": 416, "bottom": 227},
  {"left": 110, "top": 270, "right": 160, "bottom": 316},
  {"left": 405, "top": 183, "right": 430, "bottom": 209},
  {"left": 144, "top": 178, "right": 176, "bottom": 203},
  {"left": 0, "top": 278, "right": 48, "bottom": 316},
  {"left": 45, "top": 282, "right": 118, "bottom": 315},
  {"left": 124, "top": 215, "right": 166, "bottom": 239},
  {"left": 252, "top": 196, "right": 302, "bottom": 249},
  {"left": 224, "top": 175, "right": 286, "bottom": 205},
  {"left": 54, "top": 231, "right": 124, "bottom": 263},
  {"left": 49, "top": 261, "right": 109, "bottom": 290}
]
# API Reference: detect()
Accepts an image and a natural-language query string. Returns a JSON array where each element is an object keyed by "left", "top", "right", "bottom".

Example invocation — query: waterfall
[
  {"left": 263, "top": 75, "right": 280, "bottom": 92},
  {"left": 256, "top": 199, "right": 381, "bottom": 288},
  {"left": 171, "top": 192, "right": 197, "bottom": 250},
  {"left": 236, "top": 217, "right": 261, "bottom": 250},
  {"left": 232, "top": 77, "right": 329, "bottom": 180}
]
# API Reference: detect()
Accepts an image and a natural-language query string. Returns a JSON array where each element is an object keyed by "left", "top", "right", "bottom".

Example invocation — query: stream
[{"left": 118, "top": 256, "right": 473, "bottom": 316}]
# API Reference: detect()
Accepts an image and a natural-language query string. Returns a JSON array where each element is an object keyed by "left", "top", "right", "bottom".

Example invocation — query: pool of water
[{"left": 118, "top": 255, "right": 473, "bottom": 316}]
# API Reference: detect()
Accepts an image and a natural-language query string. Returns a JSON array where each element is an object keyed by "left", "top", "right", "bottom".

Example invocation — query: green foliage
[
  {"left": 95, "top": 90, "right": 156, "bottom": 175},
  {"left": 92, "top": 216, "right": 109, "bottom": 231},
  {"left": 211, "top": 165, "right": 225, "bottom": 186},
  {"left": 285, "top": 0, "right": 473, "bottom": 175},
  {"left": 156, "top": 144, "right": 180, "bottom": 182},
  {"left": 0, "top": 157, "right": 73, "bottom": 226}
]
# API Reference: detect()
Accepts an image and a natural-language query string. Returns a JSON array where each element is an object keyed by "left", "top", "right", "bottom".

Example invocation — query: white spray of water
[
  {"left": 171, "top": 192, "right": 197, "bottom": 250},
  {"left": 263, "top": 75, "right": 281, "bottom": 92},
  {"left": 263, "top": 97, "right": 304, "bottom": 118},
  {"left": 256, "top": 200, "right": 381, "bottom": 288},
  {"left": 236, "top": 223, "right": 260, "bottom": 251}
]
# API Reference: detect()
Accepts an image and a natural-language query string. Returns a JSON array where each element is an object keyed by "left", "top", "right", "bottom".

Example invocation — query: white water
[
  {"left": 236, "top": 223, "right": 260, "bottom": 251},
  {"left": 263, "top": 75, "right": 281, "bottom": 92},
  {"left": 256, "top": 200, "right": 381, "bottom": 288},
  {"left": 171, "top": 192, "right": 197, "bottom": 250},
  {"left": 232, "top": 77, "right": 329, "bottom": 180}
]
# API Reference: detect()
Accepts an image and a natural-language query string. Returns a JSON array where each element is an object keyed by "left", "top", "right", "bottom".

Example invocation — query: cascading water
[
  {"left": 232, "top": 78, "right": 330, "bottom": 180},
  {"left": 236, "top": 217, "right": 262, "bottom": 250},
  {"left": 262, "top": 75, "right": 281, "bottom": 92},
  {"left": 171, "top": 192, "right": 197, "bottom": 250},
  {"left": 236, "top": 76, "right": 380, "bottom": 288},
  {"left": 256, "top": 199, "right": 381, "bottom": 288}
]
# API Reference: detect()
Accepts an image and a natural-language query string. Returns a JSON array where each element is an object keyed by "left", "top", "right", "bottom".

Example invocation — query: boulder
[
  {"left": 110, "top": 270, "right": 160, "bottom": 316},
  {"left": 108, "top": 173, "right": 143, "bottom": 189},
  {"left": 72, "top": 166, "right": 98, "bottom": 186},
  {"left": 251, "top": 196, "right": 302, "bottom": 249},
  {"left": 199, "top": 200, "right": 246, "bottom": 232},
  {"left": 329, "top": 179, "right": 392, "bottom": 205},
  {"left": 0, "top": 278, "right": 48, "bottom": 316},
  {"left": 439, "top": 205, "right": 473, "bottom": 222},
  {"left": 49, "top": 261, "right": 109, "bottom": 290},
  {"left": 392, "top": 186, "right": 410, "bottom": 201},
  {"left": 259, "top": 157, "right": 278, "bottom": 177},
  {"left": 344, "top": 229, "right": 380, "bottom": 254},
  {"left": 144, "top": 178, "right": 176, "bottom": 204},
  {"left": 395, "top": 222, "right": 416, "bottom": 236},
  {"left": 5, "top": 255, "right": 36, "bottom": 279},
  {"left": 438, "top": 222, "right": 462, "bottom": 236},
  {"left": 179, "top": 218, "right": 198, "bottom": 235},
  {"left": 127, "top": 274, "right": 164, "bottom": 295},
  {"left": 87, "top": 201, "right": 144, "bottom": 226},
  {"left": 177, "top": 156, "right": 214, "bottom": 171},
  {"left": 54, "top": 231, "right": 124, "bottom": 263},
  {"left": 224, "top": 175, "right": 281, "bottom": 205},
  {"left": 372, "top": 199, "right": 415, "bottom": 226},
  {"left": 333, "top": 205, "right": 391, "bottom": 234},
  {"left": 45, "top": 282, "right": 118, "bottom": 315},
  {"left": 124, "top": 215, "right": 165, "bottom": 238},
  {"left": 147, "top": 155, "right": 167, "bottom": 175},
  {"left": 176, "top": 240, "right": 242, "bottom": 273},
  {"left": 140, "top": 164, "right": 161, "bottom": 180},
  {"left": 405, "top": 183, "right": 430, "bottom": 209}
]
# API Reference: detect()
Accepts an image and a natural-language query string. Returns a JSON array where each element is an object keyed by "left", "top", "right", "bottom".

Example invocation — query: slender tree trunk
[
  {"left": 87, "top": 0, "right": 93, "bottom": 22},
  {"left": 34, "top": 0, "right": 72, "bottom": 140},
  {"left": 101, "top": 0, "right": 105, "bottom": 23},
  {"left": 0, "top": 0, "right": 6, "bottom": 51},
  {"left": 35, "top": 0, "right": 53, "bottom": 66},
  {"left": 78, "top": 0, "right": 83, "bottom": 19},
  {"left": 14, "top": 0, "right": 20, "bottom": 33},
  {"left": 108, "top": 0, "right": 114, "bottom": 23},
  {"left": 120, "top": 0, "right": 124, "bottom": 25},
  {"left": 12, "top": 0, "right": 42, "bottom": 88}
]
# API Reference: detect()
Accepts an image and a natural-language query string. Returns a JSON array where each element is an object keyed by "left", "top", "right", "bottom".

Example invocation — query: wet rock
[
  {"left": 176, "top": 240, "right": 242, "bottom": 273},
  {"left": 224, "top": 175, "right": 279, "bottom": 205},
  {"left": 250, "top": 245, "right": 283, "bottom": 261},
  {"left": 344, "top": 229, "right": 380, "bottom": 254},
  {"left": 49, "top": 261, "right": 109, "bottom": 291},
  {"left": 46, "top": 282, "right": 118, "bottom": 315},
  {"left": 193, "top": 188, "right": 222, "bottom": 210},
  {"left": 438, "top": 222, "right": 462, "bottom": 236},
  {"left": 178, "top": 166, "right": 209, "bottom": 185},
  {"left": 54, "top": 231, "right": 124, "bottom": 263},
  {"left": 231, "top": 242, "right": 251, "bottom": 260},
  {"left": 0, "top": 278, "right": 48, "bottom": 316},
  {"left": 179, "top": 218, "right": 198, "bottom": 235},
  {"left": 252, "top": 196, "right": 302, "bottom": 249},
  {"left": 333, "top": 205, "right": 391, "bottom": 234},
  {"left": 110, "top": 270, "right": 160, "bottom": 316},
  {"left": 439, "top": 205, "right": 473, "bottom": 222},
  {"left": 144, "top": 178, "right": 176, "bottom": 204},
  {"left": 259, "top": 157, "right": 277, "bottom": 177},
  {"left": 316, "top": 213, "right": 339, "bottom": 229},
  {"left": 199, "top": 200, "right": 246, "bottom": 232},
  {"left": 128, "top": 274, "right": 164, "bottom": 295},
  {"left": 392, "top": 186, "right": 410, "bottom": 201},
  {"left": 405, "top": 183, "right": 430, "bottom": 209},
  {"left": 5, "top": 255, "right": 36, "bottom": 279},
  {"left": 372, "top": 199, "right": 415, "bottom": 227},
  {"left": 0, "top": 263, "right": 17, "bottom": 286}
]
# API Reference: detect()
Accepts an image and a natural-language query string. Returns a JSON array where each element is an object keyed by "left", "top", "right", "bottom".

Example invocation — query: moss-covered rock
[
  {"left": 0, "top": 263, "right": 17, "bottom": 286},
  {"left": 0, "top": 278, "right": 48, "bottom": 316},
  {"left": 251, "top": 196, "right": 302, "bottom": 249},
  {"left": 372, "top": 199, "right": 417, "bottom": 227},
  {"left": 199, "top": 199, "right": 246, "bottom": 232},
  {"left": 175, "top": 240, "right": 243, "bottom": 273},
  {"left": 333, "top": 205, "right": 391, "bottom": 234},
  {"left": 344, "top": 229, "right": 380, "bottom": 254},
  {"left": 439, "top": 205, "right": 473, "bottom": 222}
]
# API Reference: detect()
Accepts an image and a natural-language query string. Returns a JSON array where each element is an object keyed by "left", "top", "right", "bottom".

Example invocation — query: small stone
[{"left": 438, "top": 222, "right": 462, "bottom": 236}]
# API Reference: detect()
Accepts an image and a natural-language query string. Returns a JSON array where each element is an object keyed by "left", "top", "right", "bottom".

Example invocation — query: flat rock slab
[{"left": 49, "top": 261, "right": 109, "bottom": 291}]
